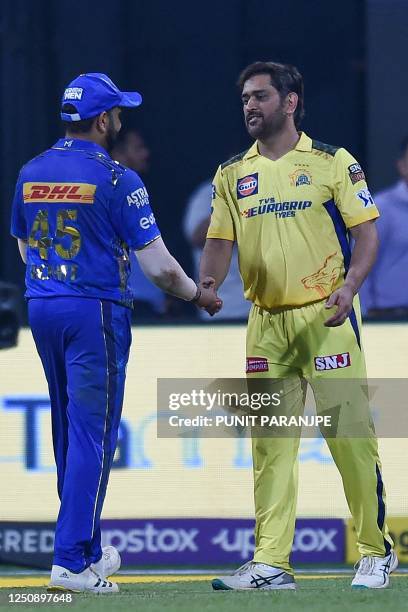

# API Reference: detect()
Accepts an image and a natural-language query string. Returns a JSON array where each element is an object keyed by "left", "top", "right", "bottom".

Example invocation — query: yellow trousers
[{"left": 246, "top": 298, "right": 393, "bottom": 573}]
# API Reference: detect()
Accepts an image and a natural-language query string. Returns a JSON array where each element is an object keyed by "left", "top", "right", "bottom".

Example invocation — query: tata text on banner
[{"left": 0, "top": 519, "right": 344, "bottom": 568}]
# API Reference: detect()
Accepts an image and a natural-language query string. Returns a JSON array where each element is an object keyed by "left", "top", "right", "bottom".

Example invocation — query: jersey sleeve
[
  {"left": 332, "top": 148, "right": 379, "bottom": 228},
  {"left": 111, "top": 169, "right": 161, "bottom": 250},
  {"left": 10, "top": 172, "right": 26, "bottom": 239},
  {"left": 206, "top": 166, "right": 235, "bottom": 241}
]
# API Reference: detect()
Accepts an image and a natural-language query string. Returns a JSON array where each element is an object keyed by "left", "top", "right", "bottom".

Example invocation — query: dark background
[{"left": 0, "top": 0, "right": 406, "bottom": 295}]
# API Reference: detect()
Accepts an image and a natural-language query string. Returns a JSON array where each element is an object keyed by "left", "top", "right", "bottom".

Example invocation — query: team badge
[
  {"left": 237, "top": 173, "right": 259, "bottom": 199},
  {"left": 348, "top": 163, "right": 365, "bottom": 185},
  {"left": 289, "top": 169, "right": 312, "bottom": 187}
]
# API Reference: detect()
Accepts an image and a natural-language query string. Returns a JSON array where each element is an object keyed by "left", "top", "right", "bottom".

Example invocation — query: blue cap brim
[{"left": 119, "top": 91, "right": 143, "bottom": 107}]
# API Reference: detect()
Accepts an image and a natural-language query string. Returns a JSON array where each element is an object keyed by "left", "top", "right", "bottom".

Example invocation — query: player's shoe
[
  {"left": 351, "top": 551, "right": 398, "bottom": 589},
  {"left": 48, "top": 565, "right": 119, "bottom": 594},
  {"left": 90, "top": 545, "right": 121, "bottom": 579},
  {"left": 212, "top": 561, "right": 296, "bottom": 591}
]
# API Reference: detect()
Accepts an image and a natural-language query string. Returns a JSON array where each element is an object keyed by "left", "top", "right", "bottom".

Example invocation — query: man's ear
[
  {"left": 95, "top": 111, "right": 109, "bottom": 134},
  {"left": 285, "top": 92, "right": 298, "bottom": 118}
]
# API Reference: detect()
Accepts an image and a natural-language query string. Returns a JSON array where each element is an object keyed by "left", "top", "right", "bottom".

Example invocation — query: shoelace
[
  {"left": 235, "top": 561, "right": 256, "bottom": 575},
  {"left": 355, "top": 556, "right": 376, "bottom": 576}
]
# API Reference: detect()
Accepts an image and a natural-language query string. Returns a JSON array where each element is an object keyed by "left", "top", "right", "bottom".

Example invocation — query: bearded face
[{"left": 242, "top": 74, "right": 290, "bottom": 140}]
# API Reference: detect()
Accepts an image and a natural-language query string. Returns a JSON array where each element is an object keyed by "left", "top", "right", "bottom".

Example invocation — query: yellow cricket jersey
[{"left": 207, "top": 132, "right": 379, "bottom": 309}]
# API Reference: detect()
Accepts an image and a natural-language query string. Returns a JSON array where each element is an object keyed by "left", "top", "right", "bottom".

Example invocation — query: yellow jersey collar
[
  {"left": 295, "top": 131, "right": 313, "bottom": 152},
  {"left": 244, "top": 132, "right": 312, "bottom": 160}
]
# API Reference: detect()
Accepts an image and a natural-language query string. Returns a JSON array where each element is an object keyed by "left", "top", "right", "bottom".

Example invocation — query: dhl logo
[{"left": 23, "top": 182, "right": 96, "bottom": 204}]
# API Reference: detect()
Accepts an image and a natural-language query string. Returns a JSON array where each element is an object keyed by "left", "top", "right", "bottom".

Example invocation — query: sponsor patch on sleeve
[
  {"left": 246, "top": 357, "right": 269, "bottom": 373},
  {"left": 356, "top": 188, "right": 375, "bottom": 208},
  {"left": 139, "top": 212, "right": 156, "bottom": 230},
  {"left": 127, "top": 186, "right": 149, "bottom": 208},
  {"left": 348, "top": 163, "right": 365, "bottom": 185}
]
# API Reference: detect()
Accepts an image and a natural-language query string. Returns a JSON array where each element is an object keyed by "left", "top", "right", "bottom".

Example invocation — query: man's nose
[{"left": 246, "top": 96, "right": 258, "bottom": 111}]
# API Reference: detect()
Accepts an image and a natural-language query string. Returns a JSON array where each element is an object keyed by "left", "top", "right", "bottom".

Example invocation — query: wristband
[{"left": 190, "top": 286, "right": 202, "bottom": 303}]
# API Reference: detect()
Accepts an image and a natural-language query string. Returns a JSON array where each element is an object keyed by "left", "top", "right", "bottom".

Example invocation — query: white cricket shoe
[
  {"left": 351, "top": 551, "right": 398, "bottom": 589},
  {"left": 48, "top": 565, "right": 119, "bottom": 594},
  {"left": 90, "top": 546, "right": 121, "bottom": 578},
  {"left": 212, "top": 561, "right": 296, "bottom": 591}
]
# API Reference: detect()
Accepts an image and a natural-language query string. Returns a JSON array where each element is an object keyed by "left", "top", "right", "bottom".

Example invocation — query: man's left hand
[{"left": 324, "top": 285, "right": 355, "bottom": 327}]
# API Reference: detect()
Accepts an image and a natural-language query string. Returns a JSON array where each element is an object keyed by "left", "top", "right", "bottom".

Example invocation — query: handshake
[{"left": 193, "top": 276, "right": 223, "bottom": 316}]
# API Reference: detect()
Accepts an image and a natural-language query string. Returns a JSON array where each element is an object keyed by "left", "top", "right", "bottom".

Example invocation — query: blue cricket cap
[{"left": 61, "top": 72, "right": 142, "bottom": 121}]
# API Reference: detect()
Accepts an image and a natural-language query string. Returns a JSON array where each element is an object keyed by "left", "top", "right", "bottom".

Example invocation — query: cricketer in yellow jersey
[{"left": 200, "top": 61, "right": 397, "bottom": 591}]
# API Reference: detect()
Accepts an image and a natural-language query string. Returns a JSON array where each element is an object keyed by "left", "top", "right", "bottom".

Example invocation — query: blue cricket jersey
[{"left": 10, "top": 138, "right": 161, "bottom": 307}]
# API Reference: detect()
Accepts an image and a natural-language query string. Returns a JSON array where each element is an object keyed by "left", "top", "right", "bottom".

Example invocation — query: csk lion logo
[
  {"left": 301, "top": 252, "right": 342, "bottom": 298},
  {"left": 289, "top": 169, "right": 312, "bottom": 187}
]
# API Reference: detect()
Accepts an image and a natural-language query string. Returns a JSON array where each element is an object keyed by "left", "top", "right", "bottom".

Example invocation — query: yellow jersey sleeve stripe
[{"left": 206, "top": 229, "right": 235, "bottom": 240}]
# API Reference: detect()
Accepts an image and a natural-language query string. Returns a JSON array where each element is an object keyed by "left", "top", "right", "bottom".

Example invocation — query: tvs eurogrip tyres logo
[{"left": 237, "top": 173, "right": 259, "bottom": 199}]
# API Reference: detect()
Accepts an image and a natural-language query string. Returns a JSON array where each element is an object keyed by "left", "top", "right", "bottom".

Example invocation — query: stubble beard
[
  {"left": 246, "top": 107, "right": 287, "bottom": 141},
  {"left": 105, "top": 122, "right": 119, "bottom": 154},
  {"left": 105, "top": 117, "right": 119, "bottom": 153}
]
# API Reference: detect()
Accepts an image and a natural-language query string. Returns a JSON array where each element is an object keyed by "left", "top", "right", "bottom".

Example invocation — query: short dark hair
[
  {"left": 237, "top": 61, "right": 305, "bottom": 127},
  {"left": 61, "top": 103, "right": 97, "bottom": 134},
  {"left": 399, "top": 135, "right": 408, "bottom": 159}
]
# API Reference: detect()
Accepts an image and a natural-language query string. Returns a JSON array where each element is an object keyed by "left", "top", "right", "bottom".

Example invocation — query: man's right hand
[{"left": 196, "top": 276, "right": 222, "bottom": 316}]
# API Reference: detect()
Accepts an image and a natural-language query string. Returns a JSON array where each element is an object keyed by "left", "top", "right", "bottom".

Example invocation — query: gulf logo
[{"left": 237, "top": 173, "right": 259, "bottom": 199}]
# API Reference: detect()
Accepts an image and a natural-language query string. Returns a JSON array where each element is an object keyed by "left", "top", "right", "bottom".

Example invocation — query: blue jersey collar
[{"left": 52, "top": 138, "right": 110, "bottom": 158}]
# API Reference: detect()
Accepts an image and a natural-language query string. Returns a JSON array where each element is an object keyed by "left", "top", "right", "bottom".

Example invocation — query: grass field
[{"left": 0, "top": 574, "right": 407, "bottom": 612}]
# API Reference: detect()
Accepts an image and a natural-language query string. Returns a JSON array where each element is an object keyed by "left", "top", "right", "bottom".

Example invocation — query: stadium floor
[{"left": 0, "top": 571, "right": 407, "bottom": 612}]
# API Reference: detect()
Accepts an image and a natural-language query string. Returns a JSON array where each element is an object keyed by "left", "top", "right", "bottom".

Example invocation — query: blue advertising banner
[{"left": 0, "top": 518, "right": 344, "bottom": 568}]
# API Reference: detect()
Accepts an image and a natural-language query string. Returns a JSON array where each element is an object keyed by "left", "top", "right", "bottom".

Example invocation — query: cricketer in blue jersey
[{"left": 10, "top": 73, "right": 221, "bottom": 594}]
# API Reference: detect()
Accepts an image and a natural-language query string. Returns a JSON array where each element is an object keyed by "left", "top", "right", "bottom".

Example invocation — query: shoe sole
[
  {"left": 212, "top": 580, "right": 233, "bottom": 591},
  {"left": 47, "top": 584, "right": 119, "bottom": 595},
  {"left": 47, "top": 586, "right": 81, "bottom": 594},
  {"left": 212, "top": 579, "right": 296, "bottom": 591},
  {"left": 352, "top": 581, "right": 389, "bottom": 590}
]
